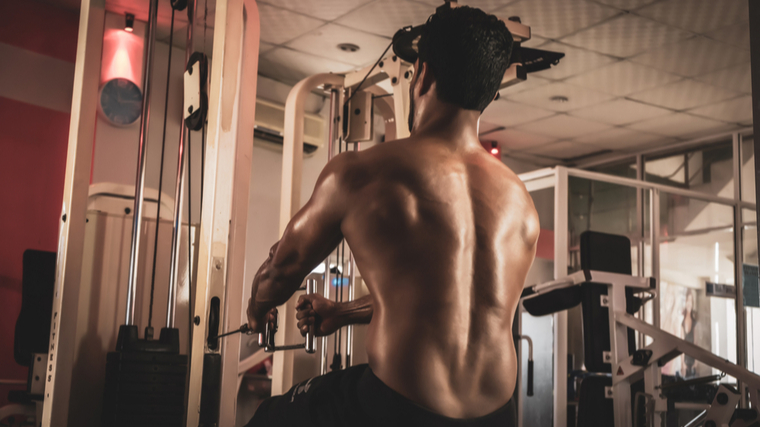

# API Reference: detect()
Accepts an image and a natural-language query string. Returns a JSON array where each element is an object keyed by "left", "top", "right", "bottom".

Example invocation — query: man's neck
[{"left": 412, "top": 101, "right": 481, "bottom": 145}]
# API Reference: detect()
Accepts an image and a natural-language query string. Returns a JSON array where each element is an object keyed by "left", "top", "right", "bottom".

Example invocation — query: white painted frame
[{"left": 517, "top": 164, "right": 758, "bottom": 427}]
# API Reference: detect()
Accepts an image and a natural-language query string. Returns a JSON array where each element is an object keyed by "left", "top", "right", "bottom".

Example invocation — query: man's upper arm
[{"left": 267, "top": 153, "right": 355, "bottom": 281}]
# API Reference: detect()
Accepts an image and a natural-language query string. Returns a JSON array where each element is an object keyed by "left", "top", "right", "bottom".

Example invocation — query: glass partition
[
  {"left": 644, "top": 140, "right": 734, "bottom": 198},
  {"left": 744, "top": 208, "right": 760, "bottom": 374},
  {"left": 656, "top": 194, "right": 736, "bottom": 379}
]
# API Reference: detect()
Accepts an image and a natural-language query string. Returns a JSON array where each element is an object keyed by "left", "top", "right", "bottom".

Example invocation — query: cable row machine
[{"left": 42, "top": 0, "right": 260, "bottom": 426}]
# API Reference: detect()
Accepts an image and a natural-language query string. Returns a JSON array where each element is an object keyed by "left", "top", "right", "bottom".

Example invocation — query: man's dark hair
[{"left": 417, "top": 6, "right": 513, "bottom": 112}]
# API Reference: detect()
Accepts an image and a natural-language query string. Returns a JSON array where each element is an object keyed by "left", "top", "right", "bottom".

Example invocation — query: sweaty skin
[{"left": 249, "top": 60, "right": 539, "bottom": 419}]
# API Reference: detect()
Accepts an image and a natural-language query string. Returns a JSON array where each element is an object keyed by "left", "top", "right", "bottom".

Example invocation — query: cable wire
[
  {"left": 148, "top": 7, "right": 176, "bottom": 330},
  {"left": 344, "top": 40, "right": 393, "bottom": 105}
]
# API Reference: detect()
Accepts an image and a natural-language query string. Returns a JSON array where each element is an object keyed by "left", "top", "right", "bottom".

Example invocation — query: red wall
[{"left": 0, "top": 0, "right": 78, "bottom": 409}]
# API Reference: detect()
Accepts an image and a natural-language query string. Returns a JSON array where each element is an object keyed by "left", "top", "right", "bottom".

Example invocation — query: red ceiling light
[
  {"left": 125, "top": 13, "right": 135, "bottom": 32},
  {"left": 482, "top": 140, "right": 500, "bottom": 158}
]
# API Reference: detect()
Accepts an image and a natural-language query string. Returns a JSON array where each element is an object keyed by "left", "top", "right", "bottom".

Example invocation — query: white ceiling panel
[
  {"left": 561, "top": 14, "right": 691, "bottom": 58},
  {"left": 494, "top": 0, "right": 620, "bottom": 39},
  {"left": 287, "top": 24, "right": 391, "bottom": 66},
  {"left": 635, "top": 0, "right": 748, "bottom": 34},
  {"left": 481, "top": 99, "right": 556, "bottom": 127},
  {"left": 705, "top": 23, "right": 750, "bottom": 51},
  {"left": 479, "top": 121, "right": 505, "bottom": 135},
  {"left": 336, "top": 0, "right": 436, "bottom": 38},
  {"left": 259, "top": 0, "right": 374, "bottom": 21},
  {"left": 516, "top": 114, "right": 612, "bottom": 139},
  {"left": 416, "top": 0, "right": 521, "bottom": 14},
  {"left": 259, "top": 3, "right": 325, "bottom": 45},
  {"left": 571, "top": 127, "right": 671, "bottom": 151},
  {"left": 528, "top": 41, "right": 618, "bottom": 81},
  {"left": 627, "top": 79, "right": 741, "bottom": 110},
  {"left": 569, "top": 99, "right": 672, "bottom": 125},
  {"left": 694, "top": 63, "right": 752, "bottom": 95},
  {"left": 523, "top": 141, "right": 607, "bottom": 159},
  {"left": 688, "top": 96, "right": 753, "bottom": 125},
  {"left": 565, "top": 60, "right": 680, "bottom": 96},
  {"left": 626, "top": 113, "right": 734, "bottom": 138},
  {"left": 506, "top": 82, "right": 615, "bottom": 112},
  {"left": 589, "top": 0, "right": 658, "bottom": 11},
  {"left": 259, "top": 48, "right": 355, "bottom": 84},
  {"left": 630, "top": 36, "right": 750, "bottom": 77},
  {"left": 484, "top": 128, "right": 556, "bottom": 151}
]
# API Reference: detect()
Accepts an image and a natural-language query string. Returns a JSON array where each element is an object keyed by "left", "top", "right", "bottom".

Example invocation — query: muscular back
[{"left": 340, "top": 136, "right": 539, "bottom": 418}]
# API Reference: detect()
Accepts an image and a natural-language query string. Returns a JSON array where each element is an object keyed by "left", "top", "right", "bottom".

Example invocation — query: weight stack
[{"left": 102, "top": 325, "right": 187, "bottom": 427}]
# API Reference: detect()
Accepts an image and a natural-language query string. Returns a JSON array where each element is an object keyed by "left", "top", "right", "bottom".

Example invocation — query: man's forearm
[
  {"left": 336, "top": 294, "right": 374, "bottom": 325},
  {"left": 250, "top": 249, "right": 303, "bottom": 319}
]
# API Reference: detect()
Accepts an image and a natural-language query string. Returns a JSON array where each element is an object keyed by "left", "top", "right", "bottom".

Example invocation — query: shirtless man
[{"left": 246, "top": 5, "right": 539, "bottom": 426}]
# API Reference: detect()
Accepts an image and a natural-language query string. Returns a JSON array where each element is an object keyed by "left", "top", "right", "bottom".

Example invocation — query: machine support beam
[
  {"left": 274, "top": 73, "right": 344, "bottom": 394},
  {"left": 41, "top": 1, "right": 105, "bottom": 425}
]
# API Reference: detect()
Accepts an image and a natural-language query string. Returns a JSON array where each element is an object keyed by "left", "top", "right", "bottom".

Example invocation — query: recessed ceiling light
[
  {"left": 550, "top": 96, "right": 569, "bottom": 103},
  {"left": 337, "top": 43, "right": 360, "bottom": 53}
]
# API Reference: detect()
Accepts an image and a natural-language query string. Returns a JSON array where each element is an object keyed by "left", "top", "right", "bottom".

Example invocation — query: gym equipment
[
  {"left": 257, "top": 279, "right": 317, "bottom": 354},
  {"left": 522, "top": 231, "right": 760, "bottom": 427}
]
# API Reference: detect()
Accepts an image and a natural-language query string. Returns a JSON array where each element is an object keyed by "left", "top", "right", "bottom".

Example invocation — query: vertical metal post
[
  {"left": 553, "top": 167, "right": 568, "bottom": 427},
  {"left": 636, "top": 155, "right": 646, "bottom": 347},
  {"left": 749, "top": 0, "right": 760, "bottom": 404},
  {"left": 166, "top": 2, "right": 196, "bottom": 329},
  {"left": 320, "top": 88, "right": 340, "bottom": 375},
  {"left": 125, "top": 0, "right": 159, "bottom": 326},
  {"left": 733, "top": 132, "right": 748, "bottom": 407},
  {"left": 650, "top": 188, "right": 661, "bottom": 329}
]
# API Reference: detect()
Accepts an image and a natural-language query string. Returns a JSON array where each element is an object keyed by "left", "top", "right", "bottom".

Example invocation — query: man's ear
[{"left": 416, "top": 61, "right": 435, "bottom": 97}]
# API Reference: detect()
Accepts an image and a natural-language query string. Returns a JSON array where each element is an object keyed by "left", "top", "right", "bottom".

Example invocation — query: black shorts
[{"left": 246, "top": 364, "right": 516, "bottom": 427}]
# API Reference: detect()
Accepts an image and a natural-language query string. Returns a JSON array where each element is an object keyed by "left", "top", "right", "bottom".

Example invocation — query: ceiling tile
[
  {"left": 635, "top": 0, "right": 748, "bottom": 33},
  {"left": 481, "top": 99, "right": 556, "bottom": 127},
  {"left": 569, "top": 99, "right": 672, "bottom": 125},
  {"left": 688, "top": 96, "right": 753, "bottom": 125},
  {"left": 527, "top": 41, "right": 617, "bottom": 81},
  {"left": 523, "top": 141, "right": 608, "bottom": 159},
  {"left": 415, "top": 0, "right": 521, "bottom": 14},
  {"left": 259, "top": 48, "right": 356, "bottom": 85},
  {"left": 565, "top": 60, "right": 680, "bottom": 96},
  {"left": 494, "top": 0, "right": 620, "bottom": 39},
  {"left": 500, "top": 75, "right": 550, "bottom": 96},
  {"left": 287, "top": 24, "right": 391, "bottom": 66},
  {"left": 705, "top": 23, "right": 750, "bottom": 51},
  {"left": 589, "top": 0, "right": 658, "bottom": 11},
  {"left": 336, "top": 0, "right": 435, "bottom": 38},
  {"left": 259, "top": 3, "right": 325, "bottom": 45},
  {"left": 571, "top": 127, "right": 672, "bottom": 151},
  {"left": 561, "top": 14, "right": 691, "bottom": 58},
  {"left": 506, "top": 82, "right": 615, "bottom": 112},
  {"left": 694, "top": 63, "right": 751, "bottom": 95},
  {"left": 484, "top": 128, "right": 556, "bottom": 151},
  {"left": 259, "top": 41, "right": 275, "bottom": 55},
  {"left": 627, "top": 79, "right": 741, "bottom": 110},
  {"left": 259, "top": 0, "right": 373, "bottom": 21},
  {"left": 630, "top": 36, "right": 750, "bottom": 77},
  {"left": 516, "top": 114, "right": 612, "bottom": 139},
  {"left": 626, "top": 113, "right": 735, "bottom": 138}
]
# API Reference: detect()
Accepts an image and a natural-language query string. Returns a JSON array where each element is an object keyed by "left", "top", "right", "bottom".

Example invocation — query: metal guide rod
[
  {"left": 125, "top": 0, "right": 159, "bottom": 326},
  {"left": 320, "top": 87, "right": 340, "bottom": 375},
  {"left": 166, "top": 2, "right": 196, "bottom": 329},
  {"left": 305, "top": 279, "right": 316, "bottom": 353}
]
